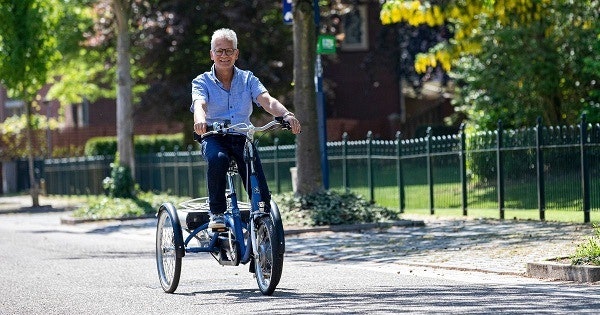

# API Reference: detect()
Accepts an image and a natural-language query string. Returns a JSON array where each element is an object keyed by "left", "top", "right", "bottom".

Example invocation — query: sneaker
[{"left": 208, "top": 213, "right": 226, "bottom": 229}]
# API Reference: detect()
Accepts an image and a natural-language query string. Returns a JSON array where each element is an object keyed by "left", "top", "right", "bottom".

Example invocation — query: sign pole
[{"left": 314, "top": 0, "right": 329, "bottom": 189}]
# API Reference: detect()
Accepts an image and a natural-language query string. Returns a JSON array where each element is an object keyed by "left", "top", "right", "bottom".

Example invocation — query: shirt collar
[{"left": 210, "top": 64, "right": 239, "bottom": 85}]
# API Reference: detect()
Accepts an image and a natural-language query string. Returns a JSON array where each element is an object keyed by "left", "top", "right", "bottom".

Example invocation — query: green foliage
[
  {"left": 103, "top": 154, "right": 134, "bottom": 198},
  {"left": 273, "top": 190, "right": 401, "bottom": 226},
  {"left": 85, "top": 137, "right": 117, "bottom": 156},
  {"left": 255, "top": 129, "right": 297, "bottom": 146},
  {"left": 451, "top": 0, "right": 600, "bottom": 130},
  {"left": 0, "top": 0, "right": 62, "bottom": 98},
  {"left": 0, "top": 114, "right": 54, "bottom": 159},
  {"left": 85, "top": 133, "right": 185, "bottom": 156},
  {"left": 71, "top": 191, "right": 189, "bottom": 220},
  {"left": 570, "top": 225, "right": 600, "bottom": 266}
]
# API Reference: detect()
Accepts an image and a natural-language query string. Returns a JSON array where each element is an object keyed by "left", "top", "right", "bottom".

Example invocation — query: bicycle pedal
[{"left": 211, "top": 227, "right": 228, "bottom": 233}]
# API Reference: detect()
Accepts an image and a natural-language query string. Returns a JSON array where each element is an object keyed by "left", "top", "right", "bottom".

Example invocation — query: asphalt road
[{"left": 1, "top": 209, "right": 600, "bottom": 314}]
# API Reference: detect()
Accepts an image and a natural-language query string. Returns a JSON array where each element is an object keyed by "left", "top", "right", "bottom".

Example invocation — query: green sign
[{"left": 317, "top": 35, "right": 336, "bottom": 55}]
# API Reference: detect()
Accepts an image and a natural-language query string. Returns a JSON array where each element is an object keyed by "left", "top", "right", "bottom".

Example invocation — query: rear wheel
[
  {"left": 254, "top": 216, "right": 284, "bottom": 295},
  {"left": 156, "top": 210, "right": 182, "bottom": 293}
]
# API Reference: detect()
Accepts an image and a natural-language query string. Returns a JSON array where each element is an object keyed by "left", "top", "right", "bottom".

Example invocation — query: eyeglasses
[{"left": 212, "top": 48, "right": 236, "bottom": 56}]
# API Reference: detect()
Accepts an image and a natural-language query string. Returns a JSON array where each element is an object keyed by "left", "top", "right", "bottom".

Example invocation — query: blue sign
[{"left": 283, "top": 0, "right": 293, "bottom": 25}]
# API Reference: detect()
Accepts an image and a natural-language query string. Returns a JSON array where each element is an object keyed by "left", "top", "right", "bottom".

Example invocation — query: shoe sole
[{"left": 208, "top": 223, "right": 226, "bottom": 229}]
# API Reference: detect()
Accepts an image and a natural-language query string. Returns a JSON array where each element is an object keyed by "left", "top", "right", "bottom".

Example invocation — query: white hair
[{"left": 211, "top": 28, "right": 238, "bottom": 50}]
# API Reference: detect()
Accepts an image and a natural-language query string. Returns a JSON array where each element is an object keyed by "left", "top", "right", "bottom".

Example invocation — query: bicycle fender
[
  {"left": 270, "top": 200, "right": 286, "bottom": 253},
  {"left": 159, "top": 203, "right": 186, "bottom": 258}
]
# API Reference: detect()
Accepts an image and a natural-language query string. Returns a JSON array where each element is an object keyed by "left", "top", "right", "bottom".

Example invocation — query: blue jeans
[{"left": 201, "top": 134, "right": 271, "bottom": 214}]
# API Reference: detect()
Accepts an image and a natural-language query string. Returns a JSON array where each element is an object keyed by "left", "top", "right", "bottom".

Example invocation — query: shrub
[
  {"left": 85, "top": 133, "right": 186, "bottom": 156},
  {"left": 273, "top": 190, "right": 400, "bottom": 226},
  {"left": 103, "top": 154, "right": 135, "bottom": 198},
  {"left": 254, "top": 129, "right": 297, "bottom": 146},
  {"left": 71, "top": 191, "right": 188, "bottom": 220},
  {"left": 570, "top": 225, "right": 600, "bottom": 266}
]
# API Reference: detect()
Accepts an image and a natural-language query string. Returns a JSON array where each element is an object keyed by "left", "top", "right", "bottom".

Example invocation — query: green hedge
[
  {"left": 84, "top": 133, "right": 187, "bottom": 156},
  {"left": 254, "top": 129, "right": 297, "bottom": 146}
]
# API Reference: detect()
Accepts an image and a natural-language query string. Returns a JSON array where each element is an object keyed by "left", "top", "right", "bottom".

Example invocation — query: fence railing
[{"left": 17, "top": 116, "right": 600, "bottom": 222}]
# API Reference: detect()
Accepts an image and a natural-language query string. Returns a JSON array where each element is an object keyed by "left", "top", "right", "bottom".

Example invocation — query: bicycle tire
[
  {"left": 254, "top": 216, "right": 284, "bottom": 295},
  {"left": 156, "top": 208, "right": 182, "bottom": 293}
]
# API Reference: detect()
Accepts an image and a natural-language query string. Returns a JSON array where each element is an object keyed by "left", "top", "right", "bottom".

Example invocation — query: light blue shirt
[{"left": 190, "top": 65, "right": 267, "bottom": 127}]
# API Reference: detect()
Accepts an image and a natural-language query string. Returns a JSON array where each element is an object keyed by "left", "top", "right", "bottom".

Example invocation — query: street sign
[
  {"left": 283, "top": 0, "right": 293, "bottom": 25},
  {"left": 317, "top": 35, "right": 336, "bottom": 55}
]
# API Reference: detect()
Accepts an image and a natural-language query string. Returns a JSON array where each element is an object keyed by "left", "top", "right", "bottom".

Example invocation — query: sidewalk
[
  {"left": 284, "top": 214, "right": 595, "bottom": 277},
  {"left": 0, "top": 195, "right": 84, "bottom": 214},
  {"left": 0, "top": 194, "right": 595, "bottom": 278}
]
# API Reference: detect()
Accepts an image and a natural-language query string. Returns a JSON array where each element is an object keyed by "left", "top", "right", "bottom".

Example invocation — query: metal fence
[{"left": 17, "top": 116, "right": 600, "bottom": 222}]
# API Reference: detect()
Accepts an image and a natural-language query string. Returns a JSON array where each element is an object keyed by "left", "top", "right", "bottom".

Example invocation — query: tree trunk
[
  {"left": 25, "top": 99, "right": 39, "bottom": 207},
  {"left": 293, "top": 0, "right": 323, "bottom": 195},
  {"left": 113, "top": 0, "right": 135, "bottom": 179}
]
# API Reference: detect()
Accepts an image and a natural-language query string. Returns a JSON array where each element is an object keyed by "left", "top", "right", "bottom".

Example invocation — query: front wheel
[
  {"left": 156, "top": 209, "right": 182, "bottom": 293},
  {"left": 254, "top": 216, "right": 284, "bottom": 295}
]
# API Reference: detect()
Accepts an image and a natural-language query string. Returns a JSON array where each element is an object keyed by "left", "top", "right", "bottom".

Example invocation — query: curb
[
  {"left": 527, "top": 259, "right": 600, "bottom": 283},
  {"left": 60, "top": 214, "right": 156, "bottom": 225}
]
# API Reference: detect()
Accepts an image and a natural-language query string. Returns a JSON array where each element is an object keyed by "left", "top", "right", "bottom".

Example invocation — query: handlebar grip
[
  {"left": 275, "top": 116, "right": 292, "bottom": 130},
  {"left": 193, "top": 121, "right": 232, "bottom": 141}
]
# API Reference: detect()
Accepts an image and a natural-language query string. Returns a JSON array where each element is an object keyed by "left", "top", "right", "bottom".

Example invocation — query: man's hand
[
  {"left": 284, "top": 115, "right": 301, "bottom": 134},
  {"left": 194, "top": 121, "right": 207, "bottom": 135}
]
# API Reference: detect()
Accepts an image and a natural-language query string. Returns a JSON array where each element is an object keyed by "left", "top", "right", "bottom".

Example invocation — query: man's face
[{"left": 211, "top": 38, "right": 238, "bottom": 69}]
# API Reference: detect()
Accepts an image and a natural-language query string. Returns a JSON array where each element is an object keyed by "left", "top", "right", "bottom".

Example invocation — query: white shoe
[{"left": 208, "top": 214, "right": 226, "bottom": 229}]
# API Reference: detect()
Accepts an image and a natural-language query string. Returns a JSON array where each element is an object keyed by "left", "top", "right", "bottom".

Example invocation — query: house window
[
  {"left": 5, "top": 100, "right": 25, "bottom": 117},
  {"left": 341, "top": 5, "right": 369, "bottom": 51}
]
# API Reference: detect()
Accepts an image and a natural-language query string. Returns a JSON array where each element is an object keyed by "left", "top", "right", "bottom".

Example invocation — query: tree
[
  {"left": 292, "top": 0, "right": 323, "bottom": 195},
  {"left": 449, "top": 0, "right": 600, "bottom": 129},
  {"left": 111, "top": 0, "right": 135, "bottom": 196},
  {"left": 46, "top": 0, "right": 136, "bottom": 196},
  {"left": 0, "top": 0, "right": 62, "bottom": 206},
  {"left": 380, "top": 0, "right": 600, "bottom": 129},
  {"left": 135, "top": 0, "right": 295, "bottom": 145}
]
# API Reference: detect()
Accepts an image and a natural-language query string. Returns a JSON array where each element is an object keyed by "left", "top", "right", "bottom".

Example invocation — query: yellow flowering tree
[{"left": 380, "top": 0, "right": 600, "bottom": 128}]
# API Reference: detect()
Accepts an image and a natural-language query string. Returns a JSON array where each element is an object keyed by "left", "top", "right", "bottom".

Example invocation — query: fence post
[
  {"left": 536, "top": 117, "right": 546, "bottom": 221},
  {"left": 426, "top": 127, "right": 434, "bottom": 215},
  {"left": 459, "top": 123, "right": 468, "bottom": 216},
  {"left": 497, "top": 120, "right": 505, "bottom": 220},
  {"left": 274, "top": 137, "right": 280, "bottom": 194},
  {"left": 342, "top": 132, "right": 349, "bottom": 191},
  {"left": 187, "top": 144, "right": 194, "bottom": 198},
  {"left": 174, "top": 145, "right": 180, "bottom": 195},
  {"left": 367, "top": 131, "right": 374, "bottom": 203},
  {"left": 580, "top": 114, "right": 590, "bottom": 223},
  {"left": 396, "top": 131, "right": 405, "bottom": 213},
  {"left": 160, "top": 146, "right": 166, "bottom": 193}
]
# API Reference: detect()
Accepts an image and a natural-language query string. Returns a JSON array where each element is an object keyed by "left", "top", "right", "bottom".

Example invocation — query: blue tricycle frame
[{"left": 155, "top": 119, "right": 287, "bottom": 296}]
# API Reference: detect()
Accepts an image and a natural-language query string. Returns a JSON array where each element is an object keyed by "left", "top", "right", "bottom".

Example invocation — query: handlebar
[{"left": 194, "top": 116, "right": 291, "bottom": 141}]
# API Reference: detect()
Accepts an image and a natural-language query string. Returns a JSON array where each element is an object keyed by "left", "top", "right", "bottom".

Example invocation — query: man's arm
[
  {"left": 256, "top": 92, "right": 301, "bottom": 134},
  {"left": 192, "top": 99, "right": 208, "bottom": 135}
]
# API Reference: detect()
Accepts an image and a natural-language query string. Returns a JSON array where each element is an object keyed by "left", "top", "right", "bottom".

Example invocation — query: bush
[
  {"left": 103, "top": 161, "right": 135, "bottom": 198},
  {"left": 71, "top": 191, "right": 189, "bottom": 220},
  {"left": 254, "top": 129, "right": 297, "bottom": 146},
  {"left": 570, "top": 225, "right": 600, "bottom": 266},
  {"left": 273, "top": 190, "right": 401, "bottom": 226},
  {"left": 85, "top": 133, "right": 186, "bottom": 156}
]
